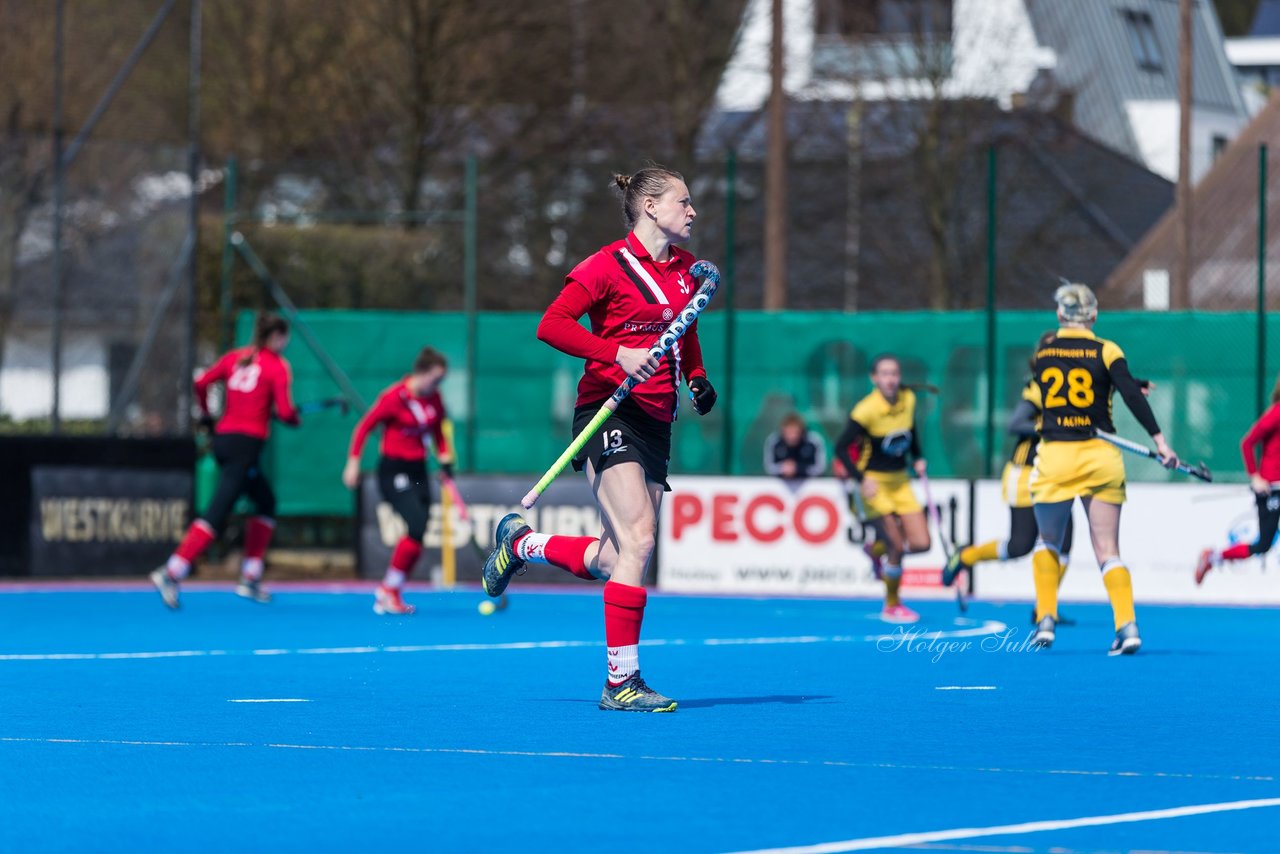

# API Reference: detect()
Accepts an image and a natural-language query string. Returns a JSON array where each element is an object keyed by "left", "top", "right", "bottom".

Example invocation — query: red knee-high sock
[
  {"left": 383, "top": 537, "right": 423, "bottom": 589},
  {"left": 243, "top": 516, "right": 275, "bottom": 559},
  {"left": 168, "top": 520, "right": 216, "bottom": 579},
  {"left": 1221, "top": 543, "right": 1252, "bottom": 561},
  {"left": 603, "top": 581, "right": 646, "bottom": 685},
  {"left": 514, "top": 532, "right": 597, "bottom": 580}
]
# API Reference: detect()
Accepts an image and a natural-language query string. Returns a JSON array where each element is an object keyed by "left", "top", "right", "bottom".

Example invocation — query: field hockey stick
[
  {"left": 1095, "top": 430, "right": 1213, "bottom": 482},
  {"left": 520, "top": 260, "right": 721, "bottom": 509},
  {"left": 299, "top": 396, "right": 350, "bottom": 416},
  {"left": 435, "top": 445, "right": 504, "bottom": 612},
  {"left": 841, "top": 477, "right": 869, "bottom": 544},
  {"left": 921, "top": 471, "right": 966, "bottom": 613},
  {"left": 442, "top": 481, "right": 487, "bottom": 561}
]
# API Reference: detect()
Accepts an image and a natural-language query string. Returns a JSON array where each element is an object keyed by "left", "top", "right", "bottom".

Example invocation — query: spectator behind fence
[{"left": 763, "top": 413, "right": 827, "bottom": 479}]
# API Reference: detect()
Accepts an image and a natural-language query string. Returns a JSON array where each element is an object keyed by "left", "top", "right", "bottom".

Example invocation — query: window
[
  {"left": 1212, "top": 134, "right": 1229, "bottom": 161},
  {"left": 1123, "top": 10, "right": 1163, "bottom": 72},
  {"left": 816, "top": 0, "right": 952, "bottom": 38}
]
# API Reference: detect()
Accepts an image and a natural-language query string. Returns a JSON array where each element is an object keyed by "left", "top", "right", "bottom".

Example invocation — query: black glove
[
  {"left": 197, "top": 413, "right": 216, "bottom": 433},
  {"left": 439, "top": 462, "right": 455, "bottom": 481},
  {"left": 689, "top": 376, "right": 717, "bottom": 416}
]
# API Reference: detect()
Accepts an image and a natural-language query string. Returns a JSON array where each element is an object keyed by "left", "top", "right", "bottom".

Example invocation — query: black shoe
[
  {"left": 1030, "top": 607, "right": 1075, "bottom": 627},
  {"left": 482, "top": 513, "right": 530, "bottom": 597},
  {"left": 149, "top": 568, "right": 180, "bottom": 610},
  {"left": 599, "top": 673, "right": 678, "bottom": 712},
  {"left": 1108, "top": 621, "right": 1141, "bottom": 656},
  {"left": 1031, "top": 615, "right": 1056, "bottom": 648},
  {"left": 235, "top": 578, "right": 271, "bottom": 604},
  {"left": 941, "top": 550, "right": 968, "bottom": 587}
]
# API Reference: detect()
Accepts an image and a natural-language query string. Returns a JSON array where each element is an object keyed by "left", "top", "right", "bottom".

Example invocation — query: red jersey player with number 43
[
  {"left": 150, "top": 312, "right": 300, "bottom": 608},
  {"left": 481, "top": 166, "right": 716, "bottom": 712}
]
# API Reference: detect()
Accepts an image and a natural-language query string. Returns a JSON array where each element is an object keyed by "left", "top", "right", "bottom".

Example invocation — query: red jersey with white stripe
[
  {"left": 348, "top": 380, "right": 450, "bottom": 463},
  {"left": 536, "top": 232, "right": 707, "bottom": 422},
  {"left": 195, "top": 347, "right": 299, "bottom": 440},
  {"left": 1242, "top": 402, "right": 1280, "bottom": 481}
]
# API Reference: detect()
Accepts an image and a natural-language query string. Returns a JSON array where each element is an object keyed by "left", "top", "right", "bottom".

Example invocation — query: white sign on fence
[
  {"left": 972, "top": 480, "right": 1280, "bottom": 606},
  {"left": 657, "top": 476, "right": 968, "bottom": 599}
]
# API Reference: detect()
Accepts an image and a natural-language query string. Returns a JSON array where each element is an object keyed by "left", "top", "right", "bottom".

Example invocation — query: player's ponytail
[
  {"left": 412, "top": 346, "right": 447, "bottom": 374},
  {"left": 613, "top": 165, "right": 683, "bottom": 229},
  {"left": 239, "top": 311, "right": 290, "bottom": 366}
]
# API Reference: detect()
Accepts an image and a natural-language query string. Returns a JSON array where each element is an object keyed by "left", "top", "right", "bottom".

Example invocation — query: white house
[
  {"left": 1224, "top": 0, "right": 1280, "bottom": 111},
  {"left": 712, "top": 0, "right": 1250, "bottom": 182}
]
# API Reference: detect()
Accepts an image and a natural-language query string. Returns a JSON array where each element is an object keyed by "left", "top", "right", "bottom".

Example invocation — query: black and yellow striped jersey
[
  {"left": 843, "top": 387, "right": 920, "bottom": 475},
  {"left": 1032, "top": 328, "right": 1159, "bottom": 441}
]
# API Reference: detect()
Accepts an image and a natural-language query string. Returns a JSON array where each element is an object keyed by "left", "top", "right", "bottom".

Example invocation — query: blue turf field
[{"left": 1, "top": 584, "right": 1278, "bottom": 853}]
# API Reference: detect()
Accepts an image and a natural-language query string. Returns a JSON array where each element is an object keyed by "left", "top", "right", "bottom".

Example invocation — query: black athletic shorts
[
  {"left": 571, "top": 396, "right": 672, "bottom": 491},
  {"left": 376, "top": 457, "right": 432, "bottom": 541}
]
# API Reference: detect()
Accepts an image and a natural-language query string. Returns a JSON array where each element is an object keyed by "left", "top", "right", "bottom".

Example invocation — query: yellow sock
[
  {"left": 1031, "top": 549, "right": 1060, "bottom": 621},
  {"left": 1056, "top": 559, "right": 1069, "bottom": 588},
  {"left": 1102, "top": 564, "right": 1136, "bottom": 630},
  {"left": 960, "top": 541, "right": 1000, "bottom": 566},
  {"left": 884, "top": 575, "right": 901, "bottom": 608}
]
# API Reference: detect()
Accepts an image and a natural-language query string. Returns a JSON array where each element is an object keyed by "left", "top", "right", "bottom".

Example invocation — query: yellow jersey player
[
  {"left": 944, "top": 333, "right": 1076, "bottom": 623},
  {"left": 834, "top": 354, "right": 931, "bottom": 623},
  {"left": 1029, "top": 283, "right": 1178, "bottom": 655}
]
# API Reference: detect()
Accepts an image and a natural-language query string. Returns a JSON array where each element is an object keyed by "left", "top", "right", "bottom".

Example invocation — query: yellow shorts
[
  {"left": 1030, "top": 438, "right": 1126, "bottom": 505},
  {"left": 863, "top": 471, "right": 923, "bottom": 519},
  {"left": 1001, "top": 462, "right": 1033, "bottom": 509}
]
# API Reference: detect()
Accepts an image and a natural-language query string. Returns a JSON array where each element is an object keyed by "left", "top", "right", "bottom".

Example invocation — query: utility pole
[
  {"left": 764, "top": 0, "right": 788, "bottom": 310},
  {"left": 1175, "top": 0, "right": 1193, "bottom": 309}
]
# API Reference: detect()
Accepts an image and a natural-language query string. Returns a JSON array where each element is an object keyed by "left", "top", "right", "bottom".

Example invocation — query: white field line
[
  {"left": 0, "top": 736, "right": 1272, "bottom": 786},
  {"left": 935, "top": 686, "right": 998, "bottom": 691},
  {"left": 0, "top": 622, "right": 1007, "bottom": 662},
  {"left": 725, "top": 798, "right": 1280, "bottom": 854},
  {"left": 227, "top": 698, "right": 311, "bottom": 703}
]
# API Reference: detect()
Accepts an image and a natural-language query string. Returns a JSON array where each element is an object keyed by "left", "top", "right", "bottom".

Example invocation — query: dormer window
[{"left": 1122, "top": 9, "right": 1164, "bottom": 72}]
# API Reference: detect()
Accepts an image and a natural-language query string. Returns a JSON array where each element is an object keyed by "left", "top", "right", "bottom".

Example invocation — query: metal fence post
[
  {"left": 722, "top": 148, "right": 737, "bottom": 474},
  {"left": 1259, "top": 143, "right": 1268, "bottom": 416},
  {"left": 464, "top": 155, "right": 478, "bottom": 472},
  {"left": 183, "top": 0, "right": 202, "bottom": 434},
  {"left": 220, "top": 156, "right": 238, "bottom": 351},
  {"left": 51, "top": 0, "right": 65, "bottom": 433},
  {"left": 984, "top": 144, "right": 998, "bottom": 478}
]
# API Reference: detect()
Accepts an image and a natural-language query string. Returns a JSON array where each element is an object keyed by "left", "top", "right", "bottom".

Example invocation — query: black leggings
[
  {"left": 1249, "top": 490, "right": 1280, "bottom": 555},
  {"left": 203, "top": 433, "right": 276, "bottom": 534},
  {"left": 1008, "top": 506, "right": 1073, "bottom": 559},
  {"left": 377, "top": 457, "right": 432, "bottom": 541}
]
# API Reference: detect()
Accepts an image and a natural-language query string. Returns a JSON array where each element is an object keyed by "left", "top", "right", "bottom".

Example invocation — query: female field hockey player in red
[
  {"left": 481, "top": 166, "right": 715, "bottom": 712},
  {"left": 833, "top": 354, "right": 930, "bottom": 623},
  {"left": 1195, "top": 380, "right": 1280, "bottom": 583},
  {"left": 343, "top": 347, "right": 453, "bottom": 615},
  {"left": 150, "top": 312, "right": 299, "bottom": 608}
]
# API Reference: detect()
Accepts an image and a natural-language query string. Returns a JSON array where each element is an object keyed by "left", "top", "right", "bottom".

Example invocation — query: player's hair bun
[
  {"left": 613, "top": 166, "right": 684, "bottom": 228},
  {"left": 1054, "top": 282, "right": 1098, "bottom": 322}
]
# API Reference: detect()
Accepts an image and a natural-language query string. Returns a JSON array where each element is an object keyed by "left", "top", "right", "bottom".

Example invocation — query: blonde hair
[
  {"left": 613, "top": 166, "right": 684, "bottom": 229},
  {"left": 1054, "top": 282, "right": 1098, "bottom": 323}
]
